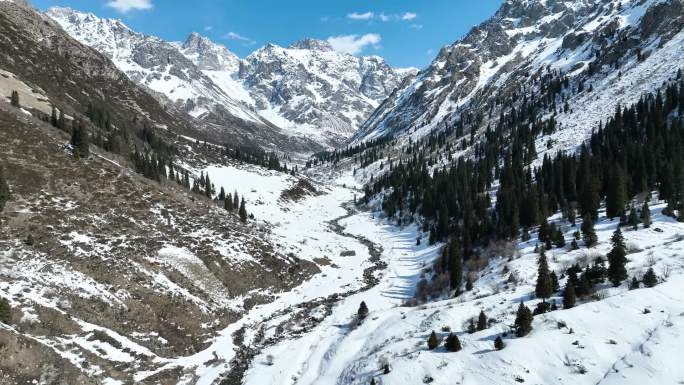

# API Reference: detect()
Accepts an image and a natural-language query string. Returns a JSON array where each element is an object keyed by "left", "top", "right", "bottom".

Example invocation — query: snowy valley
[{"left": 0, "top": 0, "right": 683, "bottom": 384}]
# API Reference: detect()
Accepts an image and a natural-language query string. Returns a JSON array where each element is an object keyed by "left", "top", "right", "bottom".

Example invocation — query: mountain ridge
[{"left": 47, "top": 7, "right": 413, "bottom": 151}]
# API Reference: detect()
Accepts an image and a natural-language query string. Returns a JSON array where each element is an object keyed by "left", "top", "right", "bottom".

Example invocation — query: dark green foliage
[
  {"left": 581, "top": 215, "right": 598, "bottom": 247},
  {"left": 494, "top": 336, "right": 505, "bottom": 350},
  {"left": 0, "top": 298, "right": 10, "bottom": 324},
  {"left": 444, "top": 240, "right": 462, "bottom": 292},
  {"left": 640, "top": 202, "right": 651, "bottom": 228},
  {"left": 606, "top": 165, "right": 627, "bottom": 219},
  {"left": 427, "top": 331, "right": 440, "bottom": 350},
  {"left": 10, "top": 90, "right": 19, "bottom": 108},
  {"left": 533, "top": 301, "right": 551, "bottom": 315},
  {"left": 514, "top": 302, "right": 533, "bottom": 337},
  {"left": 0, "top": 165, "right": 10, "bottom": 213},
  {"left": 607, "top": 227, "right": 628, "bottom": 287},
  {"left": 357, "top": 301, "right": 369, "bottom": 320},
  {"left": 550, "top": 271, "right": 560, "bottom": 292},
  {"left": 629, "top": 276, "right": 640, "bottom": 290},
  {"left": 535, "top": 252, "right": 553, "bottom": 301},
  {"left": 563, "top": 281, "right": 576, "bottom": 309},
  {"left": 642, "top": 268, "right": 658, "bottom": 288},
  {"left": 445, "top": 333, "right": 462, "bottom": 352},
  {"left": 477, "top": 310, "right": 487, "bottom": 331},
  {"left": 239, "top": 198, "right": 248, "bottom": 223}
]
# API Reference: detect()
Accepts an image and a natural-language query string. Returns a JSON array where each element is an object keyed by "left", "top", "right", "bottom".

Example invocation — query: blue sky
[{"left": 32, "top": 0, "right": 503, "bottom": 68}]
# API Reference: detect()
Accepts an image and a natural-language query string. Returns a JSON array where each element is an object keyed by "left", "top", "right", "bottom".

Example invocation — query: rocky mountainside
[
  {"left": 48, "top": 7, "right": 412, "bottom": 150},
  {"left": 354, "top": 0, "right": 684, "bottom": 157}
]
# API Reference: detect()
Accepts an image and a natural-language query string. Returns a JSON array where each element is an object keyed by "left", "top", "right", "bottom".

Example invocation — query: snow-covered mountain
[
  {"left": 47, "top": 7, "right": 411, "bottom": 149},
  {"left": 354, "top": 0, "right": 684, "bottom": 155}
]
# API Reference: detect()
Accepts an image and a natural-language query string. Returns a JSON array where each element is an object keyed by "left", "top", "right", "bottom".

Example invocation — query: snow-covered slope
[
  {"left": 242, "top": 185, "right": 684, "bottom": 385},
  {"left": 47, "top": 8, "right": 410, "bottom": 149},
  {"left": 354, "top": 0, "right": 684, "bottom": 155}
]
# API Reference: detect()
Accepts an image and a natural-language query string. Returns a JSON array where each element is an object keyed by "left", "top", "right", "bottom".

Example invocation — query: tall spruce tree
[
  {"left": 535, "top": 251, "right": 553, "bottom": 302},
  {"left": 514, "top": 302, "right": 533, "bottom": 337},
  {"left": 562, "top": 280, "right": 576, "bottom": 309},
  {"left": 640, "top": 201, "right": 651, "bottom": 228},
  {"left": 607, "top": 227, "right": 628, "bottom": 286},
  {"left": 448, "top": 240, "right": 463, "bottom": 293},
  {"left": 477, "top": 310, "right": 488, "bottom": 331},
  {"left": 239, "top": 198, "right": 248, "bottom": 223},
  {"left": 606, "top": 166, "right": 627, "bottom": 219}
]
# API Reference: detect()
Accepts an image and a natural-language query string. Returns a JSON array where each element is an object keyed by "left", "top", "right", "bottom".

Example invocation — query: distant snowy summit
[{"left": 48, "top": 7, "right": 413, "bottom": 150}]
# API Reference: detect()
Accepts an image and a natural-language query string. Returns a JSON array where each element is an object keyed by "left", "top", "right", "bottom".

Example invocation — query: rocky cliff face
[
  {"left": 354, "top": 0, "right": 684, "bottom": 157},
  {"left": 47, "top": 8, "right": 412, "bottom": 150}
]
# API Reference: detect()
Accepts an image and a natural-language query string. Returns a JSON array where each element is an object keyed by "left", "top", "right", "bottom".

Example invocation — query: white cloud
[
  {"left": 379, "top": 13, "right": 391, "bottom": 22},
  {"left": 327, "top": 33, "right": 381, "bottom": 55},
  {"left": 105, "top": 0, "right": 153, "bottom": 13},
  {"left": 223, "top": 32, "right": 255, "bottom": 46},
  {"left": 401, "top": 12, "right": 417, "bottom": 21},
  {"left": 347, "top": 11, "right": 374, "bottom": 21}
]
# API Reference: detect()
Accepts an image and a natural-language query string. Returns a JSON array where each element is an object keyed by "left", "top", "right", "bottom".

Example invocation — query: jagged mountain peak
[
  {"left": 288, "top": 38, "right": 334, "bottom": 52},
  {"left": 181, "top": 31, "right": 240, "bottom": 72}
]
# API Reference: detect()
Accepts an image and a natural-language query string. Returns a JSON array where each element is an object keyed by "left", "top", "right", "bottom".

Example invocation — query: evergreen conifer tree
[
  {"left": 477, "top": 310, "right": 487, "bottom": 331},
  {"left": 535, "top": 252, "right": 553, "bottom": 302},
  {"left": 606, "top": 166, "right": 627, "bottom": 219},
  {"left": 357, "top": 301, "right": 369, "bottom": 320},
  {"left": 607, "top": 227, "right": 628, "bottom": 286},
  {"left": 494, "top": 336, "right": 505, "bottom": 350},
  {"left": 563, "top": 280, "right": 576, "bottom": 309},
  {"left": 629, "top": 276, "right": 640, "bottom": 290},
  {"left": 642, "top": 268, "right": 658, "bottom": 288},
  {"left": 581, "top": 214, "right": 598, "bottom": 247},
  {"left": 448, "top": 241, "right": 463, "bottom": 293},
  {"left": 445, "top": 333, "right": 462, "bottom": 352},
  {"left": 628, "top": 206, "right": 640, "bottom": 230},
  {"left": 640, "top": 201, "right": 651, "bottom": 228},
  {"left": 239, "top": 198, "right": 248, "bottom": 223},
  {"left": 427, "top": 331, "right": 440, "bottom": 350},
  {"left": 514, "top": 302, "right": 533, "bottom": 337}
]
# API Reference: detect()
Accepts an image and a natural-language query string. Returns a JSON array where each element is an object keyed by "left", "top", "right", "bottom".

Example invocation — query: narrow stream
[{"left": 218, "top": 200, "right": 387, "bottom": 385}]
